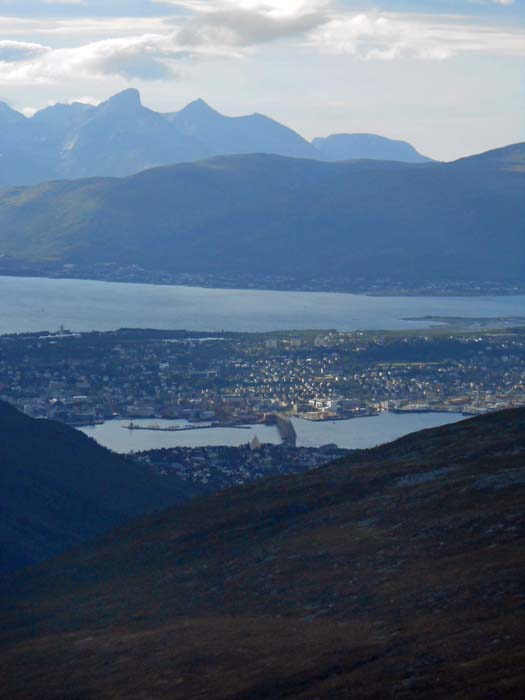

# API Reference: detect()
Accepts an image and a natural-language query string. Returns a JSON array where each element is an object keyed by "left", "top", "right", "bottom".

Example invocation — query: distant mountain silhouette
[
  {"left": 313, "top": 133, "right": 431, "bottom": 163},
  {"left": 31, "top": 100, "right": 95, "bottom": 129},
  {"left": 56, "top": 89, "right": 209, "bottom": 179},
  {"left": 0, "top": 101, "right": 26, "bottom": 126},
  {"left": 165, "top": 97, "right": 318, "bottom": 159},
  {"left": 0, "top": 89, "right": 436, "bottom": 185},
  {"left": 2, "top": 408, "right": 524, "bottom": 699},
  {"left": 0, "top": 101, "right": 52, "bottom": 186},
  {"left": 0, "top": 400, "right": 199, "bottom": 575},
  {"left": 0, "top": 143, "right": 523, "bottom": 287}
]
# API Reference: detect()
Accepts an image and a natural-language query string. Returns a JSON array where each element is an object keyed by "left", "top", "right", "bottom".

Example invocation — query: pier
[{"left": 123, "top": 422, "right": 252, "bottom": 432}]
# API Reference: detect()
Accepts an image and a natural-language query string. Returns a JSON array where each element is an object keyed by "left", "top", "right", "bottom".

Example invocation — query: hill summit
[{"left": 0, "top": 143, "right": 523, "bottom": 288}]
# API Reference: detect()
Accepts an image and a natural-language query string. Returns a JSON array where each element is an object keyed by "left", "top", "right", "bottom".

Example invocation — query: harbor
[
  {"left": 81, "top": 411, "right": 465, "bottom": 454},
  {"left": 122, "top": 413, "right": 298, "bottom": 446}
]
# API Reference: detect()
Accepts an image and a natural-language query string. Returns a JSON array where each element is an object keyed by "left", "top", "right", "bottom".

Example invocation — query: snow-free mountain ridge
[
  {"left": 0, "top": 88, "right": 432, "bottom": 186},
  {"left": 0, "top": 143, "right": 522, "bottom": 288}
]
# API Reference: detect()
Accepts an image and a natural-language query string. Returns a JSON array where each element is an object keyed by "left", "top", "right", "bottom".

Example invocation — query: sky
[{"left": 0, "top": 0, "right": 524, "bottom": 160}]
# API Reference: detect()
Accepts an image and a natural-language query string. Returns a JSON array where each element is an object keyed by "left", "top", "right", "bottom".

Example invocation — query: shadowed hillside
[
  {"left": 0, "top": 401, "right": 200, "bottom": 575},
  {"left": 1, "top": 408, "right": 524, "bottom": 698}
]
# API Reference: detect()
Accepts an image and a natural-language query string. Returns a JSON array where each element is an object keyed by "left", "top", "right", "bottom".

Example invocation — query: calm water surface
[
  {"left": 1, "top": 276, "right": 524, "bottom": 334},
  {"left": 80, "top": 412, "right": 465, "bottom": 453}
]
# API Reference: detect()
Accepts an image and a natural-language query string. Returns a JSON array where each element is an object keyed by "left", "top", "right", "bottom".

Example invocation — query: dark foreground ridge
[
  {"left": 0, "top": 400, "right": 201, "bottom": 575},
  {"left": 1, "top": 408, "right": 524, "bottom": 698}
]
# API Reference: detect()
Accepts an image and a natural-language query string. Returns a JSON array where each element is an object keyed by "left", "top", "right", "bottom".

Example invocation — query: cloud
[
  {"left": 310, "top": 11, "right": 525, "bottom": 61},
  {"left": 468, "top": 0, "right": 516, "bottom": 6},
  {"left": 159, "top": 0, "right": 328, "bottom": 17},
  {"left": 176, "top": 6, "right": 329, "bottom": 47},
  {"left": 162, "top": 0, "right": 330, "bottom": 47},
  {"left": 1, "top": 15, "right": 169, "bottom": 40},
  {"left": 0, "top": 0, "right": 330, "bottom": 84},
  {"left": 0, "top": 39, "right": 50, "bottom": 62},
  {"left": 0, "top": 3, "right": 523, "bottom": 84},
  {"left": 0, "top": 34, "right": 187, "bottom": 83}
]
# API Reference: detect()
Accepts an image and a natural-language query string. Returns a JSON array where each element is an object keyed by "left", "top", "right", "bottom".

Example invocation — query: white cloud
[
  {"left": 310, "top": 11, "right": 525, "bottom": 61},
  {"left": 0, "top": 34, "right": 188, "bottom": 83},
  {"left": 161, "top": 0, "right": 330, "bottom": 47},
  {"left": 0, "top": 15, "right": 169, "bottom": 39},
  {"left": 0, "top": 39, "right": 50, "bottom": 62},
  {"left": 468, "top": 0, "right": 516, "bottom": 6},
  {"left": 176, "top": 7, "right": 329, "bottom": 47},
  {"left": 158, "top": 0, "right": 328, "bottom": 16},
  {"left": 0, "top": 29, "right": 246, "bottom": 85},
  {"left": 0, "top": 1, "right": 330, "bottom": 84},
  {"left": 0, "top": 3, "right": 523, "bottom": 85}
]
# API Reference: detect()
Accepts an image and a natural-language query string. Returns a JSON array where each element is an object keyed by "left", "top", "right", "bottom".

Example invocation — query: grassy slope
[
  {"left": 0, "top": 144, "right": 523, "bottom": 283},
  {"left": 1, "top": 408, "right": 524, "bottom": 699}
]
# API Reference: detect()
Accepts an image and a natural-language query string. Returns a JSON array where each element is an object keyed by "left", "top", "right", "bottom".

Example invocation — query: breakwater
[{"left": 123, "top": 422, "right": 252, "bottom": 432}]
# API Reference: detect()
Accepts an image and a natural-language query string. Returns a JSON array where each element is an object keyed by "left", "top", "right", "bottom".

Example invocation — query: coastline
[{"left": 0, "top": 269, "right": 522, "bottom": 298}]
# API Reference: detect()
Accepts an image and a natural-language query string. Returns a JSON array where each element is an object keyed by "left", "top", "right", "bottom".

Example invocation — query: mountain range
[
  {"left": 2, "top": 407, "right": 524, "bottom": 699},
  {"left": 0, "top": 143, "right": 523, "bottom": 287},
  {"left": 0, "top": 88, "right": 431, "bottom": 186},
  {"left": 0, "top": 400, "right": 202, "bottom": 575}
]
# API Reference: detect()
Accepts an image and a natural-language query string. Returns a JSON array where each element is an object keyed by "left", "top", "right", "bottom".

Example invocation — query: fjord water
[
  {"left": 1, "top": 276, "right": 524, "bottom": 334},
  {"left": 80, "top": 412, "right": 464, "bottom": 453}
]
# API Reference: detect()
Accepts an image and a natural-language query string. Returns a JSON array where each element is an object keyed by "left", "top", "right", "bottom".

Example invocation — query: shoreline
[
  {"left": 0, "top": 271, "right": 522, "bottom": 298},
  {"left": 74, "top": 408, "right": 479, "bottom": 430},
  {"left": 77, "top": 411, "right": 468, "bottom": 453}
]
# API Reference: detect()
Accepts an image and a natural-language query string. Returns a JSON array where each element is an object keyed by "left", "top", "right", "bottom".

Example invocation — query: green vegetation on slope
[{"left": 0, "top": 144, "right": 523, "bottom": 286}]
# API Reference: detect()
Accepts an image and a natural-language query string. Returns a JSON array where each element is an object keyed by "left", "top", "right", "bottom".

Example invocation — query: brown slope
[{"left": 1, "top": 408, "right": 524, "bottom": 699}]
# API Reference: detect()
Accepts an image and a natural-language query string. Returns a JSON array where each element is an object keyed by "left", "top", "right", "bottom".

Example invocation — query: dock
[{"left": 123, "top": 422, "right": 252, "bottom": 432}]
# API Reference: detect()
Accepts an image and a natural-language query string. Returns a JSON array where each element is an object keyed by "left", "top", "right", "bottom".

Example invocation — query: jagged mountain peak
[
  {"left": 0, "top": 88, "right": 482, "bottom": 185},
  {"left": 179, "top": 97, "right": 218, "bottom": 116},
  {"left": 31, "top": 101, "right": 95, "bottom": 126},
  {"left": 104, "top": 88, "right": 142, "bottom": 110}
]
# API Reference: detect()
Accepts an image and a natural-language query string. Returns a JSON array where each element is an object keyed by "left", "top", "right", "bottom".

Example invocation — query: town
[
  {"left": 1, "top": 326, "right": 524, "bottom": 427},
  {"left": 136, "top": 441, "right": 348, "bottom": 492}
]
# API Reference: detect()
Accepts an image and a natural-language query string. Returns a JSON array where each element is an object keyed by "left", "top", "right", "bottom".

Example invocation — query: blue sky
[{"left": 1, "top": 0, "right": 523, "bottom": 159}]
